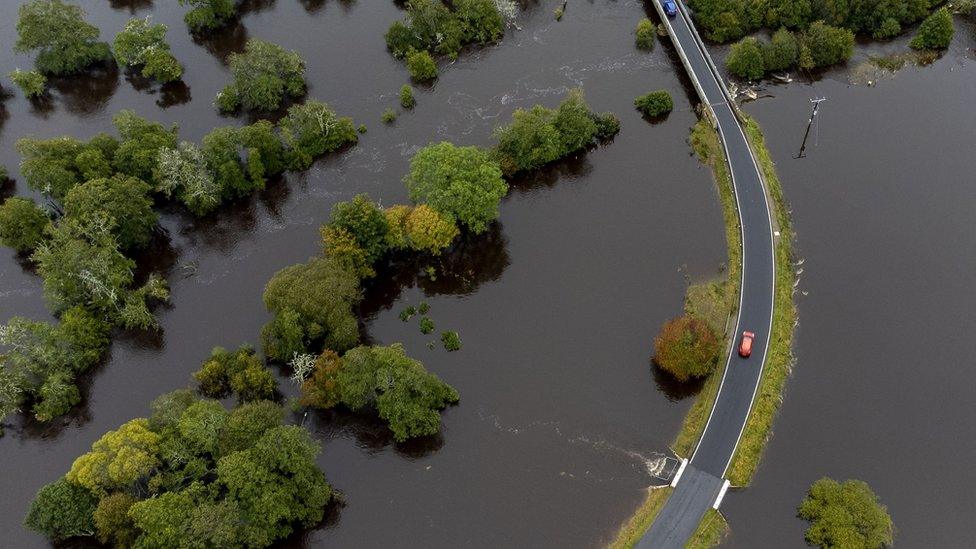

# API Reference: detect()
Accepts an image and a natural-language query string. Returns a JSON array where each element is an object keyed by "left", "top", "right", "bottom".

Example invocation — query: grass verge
[
  {"left": 724, "top": 115, "right": 796, "bottom": 486},
  {"left": 609, "top": 486, "right": 674, "bottom": 549},
  {"left": 685, "top": 509, "right": 729, "bottom": 548}
]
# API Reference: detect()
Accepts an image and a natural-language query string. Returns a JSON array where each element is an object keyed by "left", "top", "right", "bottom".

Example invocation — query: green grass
[
  {"left": 609, "top": 487, "right": 674, "bottom": 549},
  {"left": 724, "top": 116, "right": 797, "bottom": 486},
  {"left": 685, "top": 509, "right": 729, "bottom": 548}
]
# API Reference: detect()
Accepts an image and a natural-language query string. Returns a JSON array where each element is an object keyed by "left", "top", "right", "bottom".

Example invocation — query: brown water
[{"left": 0, "top": 1, "right": 729, "bottom": 547}]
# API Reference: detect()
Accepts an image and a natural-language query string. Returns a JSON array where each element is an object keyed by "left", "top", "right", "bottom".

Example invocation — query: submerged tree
[
  {"left": 113, "top": 18, "right": 183, "bottom": 83},
  {"left": 0, "top": 197, "right": 50, "bottom": 253},
  {"left": 798, "top": 478, "right": 894, "bottom": 548},
  {"left": 216, "top": 39, "right": 306, "bottom": 112},
  {"left": 15, "top": 0, "right": 112, "bottom": 75},
  {"left": 179, "top": 0, "right": 237, "bottom": 32}
]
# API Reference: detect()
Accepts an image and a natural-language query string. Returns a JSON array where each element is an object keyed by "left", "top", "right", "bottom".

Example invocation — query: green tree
[
  {"left": 798, "top": 478, "right": 894, "bottom": 548},
  {"left": 179, "top": 0, "right": 237, "bottom": 32},
  {"left": 261, "top": 307, "right": 307, "bottom": 363},
  {"left": 407, "top": 49, "right": 438, "bottom": 81},
  {"left": 726, "top": 36, "right": 766, "bottom": 79},
  {"left": 263, "top": 257, "right": 362, "bottom": 354},
  {"left": 762, "top": 28, "right": 799, "bottom": 71},
  {"left": 321, "top": 224, "right": 375, "bottom": 278},
  {"left": 909, "top": 7, "right": 954, "bottom": 50},
  {"left": 634, "top": 90, "right": 674, "bottom": 117},
  {"left": 93, "top": 492, "right": 138, "bottom": 547},
  {"left": 155, "top": 141, "right": 221, "bottom": 216},
  {"left": 653, "top": 315, "right": 721, "bottom": 382},
  {"left": 8, "top": 68, "right": 46, "bottom": 98},
  {"left": 24, "top": 478, "right": 98, "bottom": 541},
  {"left": 113, "top": 18, "right": 182, "bottom": 82},
  {"left": 636, "top": 18, "right": 656, "bottom": 49},
  {"left": 455, "top": 0, "right": 505, "bottom": 44},
  {"left": 113, "top": 110, "right": 178, "bottom": 187},
  {"left": 17, "top": 135, "right": 117, "bottom": 200},
  {"left": 63, "top": 175, "right": 158, "bottom": 251},
  {"left": 217, "top": 39, "right": 306, "bottom": 112},
  {"left": 278, "top": 100, "right": 358, "bottom": 170},
  {"left": 325, "top": 194, "right": 390, "bottom": 263},
  {"left": 0, "top": 197, "right": 49, "bottom": 253},
  {"left": 383, "top": 205, "right": 412, "bottom": 250},
  {"left": 335, "top": 344, "right": 459, "bottom": 441},
  {"left": 193, "top": 346, "right": 277, "bottom": 402},
  {"left": 405, "top": 204, "right": 459, "bottom": 253},
  {"left": 15, "top": 0, "right": 111, "bottom": 75},
  {"left": 218, "top": 400, "right": 284, "bottom": 456},
  {"left": 216, "top": 426, "right": 333, "bottom": 547},
  {"left": 405, "top": 142, "right": 507, "bottom": 234},
  {"left": 299, "top": 350, "right": 343, "bottom": 409},
  {"left": 800, "top": 22, "right": 854, "bottom": 68},
  {"left": 766, "top": 0, "right": 812, "bottom": 29},
  {"left": 178, "top": 399, "right": 230, "bottom": 456}
]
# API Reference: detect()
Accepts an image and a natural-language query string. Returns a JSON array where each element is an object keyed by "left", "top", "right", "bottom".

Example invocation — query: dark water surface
[
  {"left": 720, "top": 23, "right": 976, "bottom": 548},
  {"left": 0, "top": 1, "right": 728, "bottom": 547}
]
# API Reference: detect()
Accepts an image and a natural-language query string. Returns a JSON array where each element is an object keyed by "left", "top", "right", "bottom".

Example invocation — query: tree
[
  {"left": 193, "top": 346, "right": 277, "bottom": 402},
  {"left": 66, "top": 418, "right": 161, "bottom": 493},
  {"left": 217, "top": 39, "right": 306, "bottom": 112},
  {"left": 385, "top": 0, "right": 502, "bottom": 59},
  {"left": 762, "top": 28, "right": 799, "bottom": 71},
  {"left": 405, "top": 142, "right": 507, "bottom": 234},
  {"left": 765, "top": 0, "right": 812, "bottom": 29},
  {"left": 0, "top": 197, "right": 49, "bottom": 253},
  {"left": 178, "top": 399, "right": 230, "bottom": 456},
  {"left": 798, "top": 478, "right": 894, "bottom": 548},
  {"left": 93, "top": 492, "right": 138, "bottom": 547},
  {"left": 156, "top": 142, "right": 221, "bottom": 215},
  {"left": 15, "top": 0, "right": 111, "bottom": 75},
  {"left": 726, "top": 36, "right": 766, "bottom": 79},
  {"left": 325, "top": 194, "right": 390, "bottom": 263},
  {"left": 8, "top": 68, "right": 46, "bottom": 98},
  {"left": 278, "top": 100, "right": 358, "bottom": 170},
  {"left": 263, "top": 257, "right": 362, "bottom": 354},
  {"left": 909, "top": 8, "right": 954, "bottom": 50},
  {"left": 455, "top": 0, "right": 505, "bottom": 44},
  {"left": 261, "top": 307, "right": 307, "bottom": 363},
  {"left": 201, "top": 126, "right": 253, "bottom": 200},
  {"left": 299, "top": 350, "right": 343, "bottom": 409},
  {"left": 113, "top": 110, "right": 178, "bottom": 187},
  {"left": 63, "top": 175, "right": 158, "bottom": 251},
  {"left": 493, "top": 89, "right": 610, "bottom": 174},
  {"left": 218, "top": 400, "right": 284, "bottom": 456},
  {"left": 24, "top": 478, "right": 98, "bottom": 541},
  {"left": 405, "top": 204, "right": 459, "bottom": 253},
  {"left": 335, "top": 344, "right": 459, "bottom": 441},
  {"left": 17, "top": 135, "right": 117, "bottom": 200},
  {"left": 634, "top": 90, "right": 674, "bottom": 118},
  {"left": 635, "top": 18, "right": 656, "bottom": 49},
  {"left": 407, "top": 49, "right": 438, "bottom": 81},
  {"left": 179, "top": 0, "right": 237, "bottom": 32},
  {"left": 216, "top": 426, "right": 333, "bottom": 547},
  {"left": 113, "top": 18, "right": 182, "bottom": 83},
  {"left": 800, "top": 22, "right": 854, "bottom": 68},
  {"left": 652, "top": 315, "right": 721, "bottom": 382},
  {"left": 384, "top": 205, "right": 412, "bottom": 250}
]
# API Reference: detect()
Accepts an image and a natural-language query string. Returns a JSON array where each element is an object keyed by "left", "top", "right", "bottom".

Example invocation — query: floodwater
[
  {"left": 0, "top": 1, "right": 728, "bottom": 547},
  {"left": 718, "top": 21, "right": 976, "bottom": 549}
]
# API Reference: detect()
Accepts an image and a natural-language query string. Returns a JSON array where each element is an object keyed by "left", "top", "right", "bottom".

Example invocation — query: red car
[{"left": 739, "top": 331, "right": 755, "bottom": 358}]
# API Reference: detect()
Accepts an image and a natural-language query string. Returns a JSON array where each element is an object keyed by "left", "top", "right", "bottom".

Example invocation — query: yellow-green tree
[
  {"left": 66, "top": 418, "right": 160, "bottom": 493},
  {"left": 406, "top": 204, "right": 459, "bottom": 254}
]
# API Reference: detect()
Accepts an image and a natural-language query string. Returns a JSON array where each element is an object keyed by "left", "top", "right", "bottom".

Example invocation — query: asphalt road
[{"left": 638, "top": 2, "right": 777, "bottom": 546}]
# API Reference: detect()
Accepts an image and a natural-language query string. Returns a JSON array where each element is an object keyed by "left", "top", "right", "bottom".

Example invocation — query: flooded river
[{"left": 0, "top": 1, "right": 972, "bottom": 547}]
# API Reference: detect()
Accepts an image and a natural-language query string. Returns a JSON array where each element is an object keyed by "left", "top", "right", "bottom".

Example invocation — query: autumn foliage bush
[{"left": 653, "top": 315, "right": 722, "bottom": 382}]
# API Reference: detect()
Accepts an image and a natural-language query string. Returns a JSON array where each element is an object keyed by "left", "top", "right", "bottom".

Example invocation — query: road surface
[{"left": 637, "top": 2, "right": 777, "bottom": 547}]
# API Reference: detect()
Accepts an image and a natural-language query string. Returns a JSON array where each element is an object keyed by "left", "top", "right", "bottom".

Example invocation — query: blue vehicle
[{"left": 663, "top": 0, "right": 678, "bottom": 17}]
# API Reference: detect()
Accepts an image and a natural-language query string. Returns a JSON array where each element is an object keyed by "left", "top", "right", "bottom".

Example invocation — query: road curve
[{"left": 637, "top": 2, "right": 777, "bottom": 547}]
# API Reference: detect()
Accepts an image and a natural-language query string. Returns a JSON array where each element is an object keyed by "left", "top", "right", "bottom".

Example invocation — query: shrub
[
  {"left": 113, "top": 18, "right": 182, "bottom": 83},
  {"left": 15, "top": 0, "right": 112, "bottom": 75},
  {"left": 400, "top": 84, "right": 416, "bottom": 109},
  {"left": 635, "top": 18, "right": 656, "bottom": 49},
  {"left": 8, "top": 69, "right": 46, "bottom": 97},
  {"left": 634, "top": 90, "right": 674, "bottom": 117},
  {"left": 407, "top": 49, "right": 438, "bottom": 81},
  {"left": 441, "top": 331, "right": 462, "bottom": 351},
  {"left": 179, "top": 0, "right": 237, "bottom": 33},
  {"left": 382, "top": 108, "right": 397, "bottom": 124},
  {"left": 761, "top": 28, "right": 799, "bottom": 72},
  {"left": 420, "top": 316, "right": 435, "bottom": 334},
  {"left": 726, "top": 36, "right": 766, "bottom": 79},
  {"left": 278, "top": 100, "right": 358, "bottom": 170},
  {"left": 798, "top": 478, "right": 894, "bottom": 548},
  {"left": 910, "top": 8, "right": 954, "bottom": 50},
  {"left": 262, "top": 257, "right": 362, "bottom": 355},
  {"left": 405, "top": 142, "right": 507, "bottom": 234},
  {"left": 0, "top": 197, "right": 49, "bottom": 253},
  {"left": 652, "top": 315, "right": 721, "bottom": 382},
  {"left": 493, "top": 89, "right": 611, "bottom": 174},
  {"left": 218, "top": 39, "right": 306, "bottom": 112}
]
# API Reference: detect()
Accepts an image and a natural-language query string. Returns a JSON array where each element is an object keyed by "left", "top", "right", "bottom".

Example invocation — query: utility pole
[{"left": 795, "top": 97, "right": 826, "bottom": 159}]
